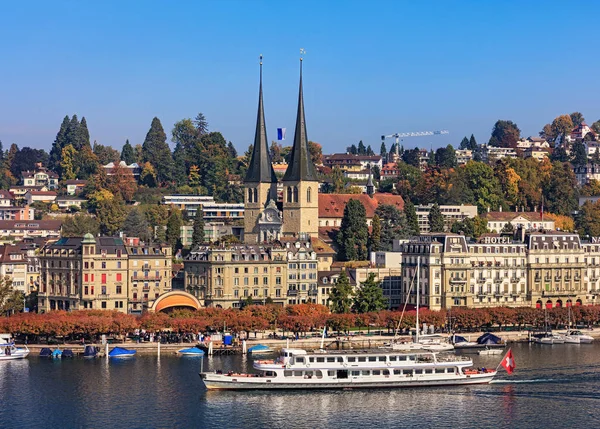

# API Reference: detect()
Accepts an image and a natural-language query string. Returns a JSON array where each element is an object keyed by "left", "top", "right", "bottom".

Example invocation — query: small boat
[
  {"left": 565, "top": 330, "right": 594, "bottom": 344},
  {"left": 177, "top": 347, "right": 205, "bottom": 356},
  {"left": 52, "top": 349, "right": 63, "bottom": 358},
  {"left": 0, "top": 334, "right": 29, "bottom": 361},
  {"left": 534, "top": 332, "right": 554, "bottom": 345},
  {"left": 108, "top": 347, "right": 136, "bottom": 358},
  {"left": 39, "top": 347, "right": 53, "bottom": 357},
  {"left": 248, "top": 344, "right": 273, "bottom": 355},
  {"left": 551, "top": 334, "right": 565, "bottom": 344},
  {"left": 478, "top": 348, "right": 504, "bottom": 355},
  {"left": 62, "top": 349, "right": 75, "bottom": 358},
  {"left": 83, "top": 345, "right": 99, "bottom": 358},
  {"left": 452, "top": 335, "right": 478, "bottom": 349}
]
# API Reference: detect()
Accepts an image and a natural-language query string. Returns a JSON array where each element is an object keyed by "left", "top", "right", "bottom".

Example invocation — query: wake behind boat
[{"left": 199, "top": 348, "right": 497, "bottom": 390}]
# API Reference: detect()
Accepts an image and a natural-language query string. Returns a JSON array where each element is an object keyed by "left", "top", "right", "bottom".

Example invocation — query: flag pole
[{"left": 495, "top": 347, "right": 512, "bottom": 372}]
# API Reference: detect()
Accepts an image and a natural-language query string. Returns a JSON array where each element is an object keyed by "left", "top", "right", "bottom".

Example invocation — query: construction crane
[{"left": 381, "top": 130, "right": 449, "bottom": 157}]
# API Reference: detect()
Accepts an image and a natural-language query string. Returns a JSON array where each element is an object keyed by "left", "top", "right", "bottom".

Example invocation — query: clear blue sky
[{"left": 1, "top": 1, "right": 598, "bottom": 155}]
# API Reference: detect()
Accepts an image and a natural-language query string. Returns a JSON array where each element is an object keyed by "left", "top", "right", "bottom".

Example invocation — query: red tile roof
[{"left": 318, "top": 193, "right": 404, "bottom": 218}]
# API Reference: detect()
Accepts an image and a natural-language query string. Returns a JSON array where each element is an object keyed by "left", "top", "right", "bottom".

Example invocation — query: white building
[
  {"left": 415, "top": 204, "right": 478, "bottom": 233},
  {"left": 573, "top": 164, "right": 600, "bottom": 186},
  {"left": 484, "top": 211, "right": 555, "bottom": 232},
  {"left": 455, "top": 149, "right": 473, "bottom": 165},
  {"left": 476, "top": 145, "right": 517, "bottom": 163}
]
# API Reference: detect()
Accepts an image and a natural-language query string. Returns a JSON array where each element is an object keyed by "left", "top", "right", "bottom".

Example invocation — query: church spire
[
  {"left": 282, "top": 56, "right": 318, "bottom": 182},
  {"left": 244, "top": 55, "right": 277, "bottom": 184}
]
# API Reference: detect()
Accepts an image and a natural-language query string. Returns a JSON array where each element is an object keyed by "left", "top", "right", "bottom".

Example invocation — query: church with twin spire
[{"left": 243, "top": 56, "right": 319, "bottom": 244}]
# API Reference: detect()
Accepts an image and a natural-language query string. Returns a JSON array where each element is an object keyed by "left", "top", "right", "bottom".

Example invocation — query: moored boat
[
  {"left": 177, "top": 347, "right": 205, "bottom": 356},
  {"left": 565, "top": 330, "right": 594, "bottom": 344},
  {"left": 108, "top": 347, "right": 136, "bottom": 358},
  {"left": 200, "top": 348, "right": 497, "bottom": 390},
  {"left": 478, "top": 348, "right": 503, "bottom": 355},
  {"left": 83, "top": 345, "right": 99, "bottom": 358},
  {"left": 248, "top": 344, "right": 273, "bottom": 355},
  {"left": 0, "top": 334, "right": 29, "bottom": 361}
]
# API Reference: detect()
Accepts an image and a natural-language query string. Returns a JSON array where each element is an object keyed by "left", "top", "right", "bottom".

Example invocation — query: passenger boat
[
  {"left": 0, "top": 334, "right": 29, "bottom": 360},
  {"left": 108, "top": 347, "right": 136, "bottom": 358},
  {"left": 199, "top": 348, "right": 497, "bottom": 390},
  {"left": 177, "top": 347, "right": 205, "bottom": 356}
]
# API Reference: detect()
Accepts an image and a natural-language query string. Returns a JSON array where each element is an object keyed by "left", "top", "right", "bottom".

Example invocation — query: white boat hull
[
  {"left": 0, "top": 349, "right": 29, "bottom": 360},
  {"left": 200, "top": 372, "right": 496, "bottom": 390}
]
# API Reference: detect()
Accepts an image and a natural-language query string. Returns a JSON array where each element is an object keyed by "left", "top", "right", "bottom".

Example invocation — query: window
[
  {"left": 84, "top": 274, "right": 89, "bottom": 282},
  {"left": 307, "top": 187, "right": 311, "bottom": 203},
  {"left": 116, "top": 285, "right": 122, "bottom": 294},
  {"left": 102, "top": 262, "right": 106, "bottom": 269},
  {"left": 116, "top": 273, "right": 122, "bottom": 282},
  {"left": 101, "top": 302, "right": 107, "bottom": 309}
]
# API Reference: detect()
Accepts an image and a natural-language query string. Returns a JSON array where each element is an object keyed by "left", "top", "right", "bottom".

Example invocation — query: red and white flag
[{"left": 500, "top": 348, "right": 516, "bottom": 375}]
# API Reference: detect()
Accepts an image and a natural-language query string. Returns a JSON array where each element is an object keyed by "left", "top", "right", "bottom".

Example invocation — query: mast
[{"left": 416, "top": 257, "right": 420, "bottom": 343}]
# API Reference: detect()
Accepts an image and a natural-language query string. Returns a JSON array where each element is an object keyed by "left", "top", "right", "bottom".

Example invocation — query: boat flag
[
  {"left": 500, "top": 348, "right": 516, "bottom": 375},
  {"left": 277, "top": 128, "right": 286, "bottom": 141}
]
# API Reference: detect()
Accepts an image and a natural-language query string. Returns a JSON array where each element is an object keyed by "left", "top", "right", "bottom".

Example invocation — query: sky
[{"left": 1, "top": 0, "right": 599, "bottom": 156}]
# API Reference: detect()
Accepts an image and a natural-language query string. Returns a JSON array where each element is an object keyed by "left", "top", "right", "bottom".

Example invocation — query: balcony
[
  {"left": 477, "top": 278, "right": 486, "bottom": 283},
  {"left": 308, "top": 289, "right": 318, "bottom": 297},
  {"left": 287, "top": 289, "right": 298, "bottom": 297},
  {"left": 132, "top": 276, "right": 162, "bottom": 282},
  {"left": 510, "top": 277, "right": 519, "bottom": 283},
  {"left": 542, "top": 290, "right": 575, "bottom": 297},
  {"left": 493, "top": 278, "right": 503, "bottom": 284},
  {"left": 449, "top": 278, "right": 467, "bottom": 284},
  {"left": 98, "top": 294, "right": 110, "bottom": 299}
]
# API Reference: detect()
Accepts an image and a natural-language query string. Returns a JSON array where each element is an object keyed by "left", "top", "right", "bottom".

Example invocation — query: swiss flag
[{"left": 501, "top": 348, "right": 516, "bottom": 375}]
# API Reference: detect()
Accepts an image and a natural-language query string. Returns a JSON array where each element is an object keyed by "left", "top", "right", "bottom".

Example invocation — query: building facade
[{"left": 415, "top": 204, "right": 478, "bottom": 233}]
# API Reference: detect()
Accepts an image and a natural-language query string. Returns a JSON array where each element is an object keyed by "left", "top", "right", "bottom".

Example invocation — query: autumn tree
[
  {"left": 329, "top": 271, "right": 354, "bottom": 314},
  {"left": 576, "top": 201, "right": 600, "bottom": 237},
  {"left": 570, "top": 112, "right": 585, "bottom": 128},
  {"left": 60, "top": 144, "right": 78, "bottom": 180},
  {"left": 369, "top": 214, "right": 381, "bottom": 252},
  {"left": 96, "top": 196, "right": 127, "bottom": 236},
  {"left": 308, "top": 141, "right": 323, "bottom": 164},
  {"left": 336, "top": 199, "right": 369, "bottom": 261},
  {"left": 61, "top": 214, "right": 100, "bottom": 237},
  {"left": 192, "top": 208, "right": 205, "bottom": 248},
  {"left": 489, "top": 120, "right": 520, "bottom": 148}
]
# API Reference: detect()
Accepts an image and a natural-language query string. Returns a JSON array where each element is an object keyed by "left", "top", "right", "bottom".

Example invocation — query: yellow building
[{"left": 38, "top": 234, "right": 171, "bottom": 313}]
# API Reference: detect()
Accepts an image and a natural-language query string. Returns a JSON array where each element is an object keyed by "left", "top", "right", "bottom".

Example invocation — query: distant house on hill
[
  {"left": 318, "top": 193, "right": 404, "bottom": 228},
  {"left": 483, "top": 210, "right": 555, "bottom": 232}
]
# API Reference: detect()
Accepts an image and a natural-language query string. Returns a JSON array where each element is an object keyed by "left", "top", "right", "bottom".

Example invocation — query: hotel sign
[{"left": 481, "top": 236, "right": 512, "bottom": 244}]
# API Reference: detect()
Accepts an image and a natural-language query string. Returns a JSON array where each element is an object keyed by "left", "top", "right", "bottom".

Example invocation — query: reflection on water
[{"left": 2, "top": 343, "right": 600, "bottom": 428}]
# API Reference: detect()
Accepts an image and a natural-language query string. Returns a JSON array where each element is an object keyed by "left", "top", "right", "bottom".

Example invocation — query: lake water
[{"left": 1, "top": 342, "right": 600, "bottom": 429}]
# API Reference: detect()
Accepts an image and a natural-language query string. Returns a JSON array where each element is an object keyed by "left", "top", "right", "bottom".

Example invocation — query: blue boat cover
[
  {"left": 108, "top": 347, "right": 136, "bottom": 357},
  {"left": 83, "top": 345, "right": 98, "bottom": 357},
  {"left": 248, "top": 344, "right": 271, "bottom": 352},
  {"left": 178, "top": 347, "right": 205, "bottom": 355},
  {"left": 452, "top": 335, "right": 469, "bottom": 344},
  {"left": 62, "top": 349, "right": 74, "bottom": 358},
  {"left": 52, "top": 349, "right": 62, "bottom": 357},
  {"left": 39, "top": 348, "right": 52, "bottom": 357},
  {"left": 477, "top": 333, "right": 502, "bottom": 345}
]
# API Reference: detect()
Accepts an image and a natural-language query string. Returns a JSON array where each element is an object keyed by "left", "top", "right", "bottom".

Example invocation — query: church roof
[
  {"left": 245, "top": 56, "right": 277, "bottom": 184},
  {"left": 282, "top": 59, "right": 318, "bottom": 182}
]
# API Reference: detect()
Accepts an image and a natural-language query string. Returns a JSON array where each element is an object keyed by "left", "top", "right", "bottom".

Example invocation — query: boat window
[
  {"left": 347, "top": 357, "right": 356, "bottom": 362},
  {"left": 373, "top": 370, "right": 381, "bottom": 375},
  {"left": 435, "top": 368, "right": 445, "bottom": 374},
  {"left": 361, "top": 370, "right": 370, "bottom": 376},
  {"left": 309, "top": 357, "right": 315, "bottom": 363},
  {"left": 265, "top": 371, "right": 276, "bottom": 377},
  {"left": 293, "top": 371, "right": 303, "bottom": 377},
  {"left": 327, "top": 357, "right": 335, "bottom": 363},
  {"left": 316, "top": 371, "right": 323, "bottom": 378},
  {"left": 296, "top": 357, "right": 304, "bottom": 363},
  {"left": 415, "top": 369, "right": 423, "bottom": 375},
  {"left": 358, "top": 357, "right": 366, "bottom": 362},
  {"left": 368, "top": 356, "right": 377, "bottom": 362},
  {"left": 337, "top": 357, "right": 344, "bottom": 363},
  {"left": 408, "top": 355, "right": 415, "bottom": 361},
  {"left": 383, "top": 370, "right": 390, "bottom": 376},
  {"left": 378, "top": 356, "right": 386, "bottom": 362},
  {"left": 328, "top": 370, "right": 335, "bottom": 377},
  {"left": 351, "top": 371, "right": 360, "bottom": 376},
  {"left": 398, "top": 356, "right": 407, "bottom": 361},
  {"left": 403, "top": 369, "right": 413, "bottom": 375},
  {"left": 317, "top": 357, "right": 325, "bottom": 363},
  {"left": 305, "top": 371, "right": 313, "bottom": 377},
  {"left": 393, "top": 369, "right": 401, "bottom": 375},
  {"left": 425, "top": 369, "right": 433, "bottom": 374},
  {"left": 284, "top": 370, "right": 293, "bottom": 377},
  {"left": 389, "top": 356, "right": 397, "bottom": 361}
]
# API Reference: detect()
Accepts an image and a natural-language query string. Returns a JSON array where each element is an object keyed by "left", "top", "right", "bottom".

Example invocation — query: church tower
[
  {"left": 244, "top": 56, "right": 279, "bottom": 244},
  {"left": 281, "top": 57, "right": 319, "bottom": 239}
]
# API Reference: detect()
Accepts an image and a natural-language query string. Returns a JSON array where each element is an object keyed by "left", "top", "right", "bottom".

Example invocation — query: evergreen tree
[
  {"left": 352, "top": 273, "right": 387, "bottom": 313},
  {"left": 501, "top": 222, "right": 514, "bottom": 234},
  {"left": 142, "top": 117, "right": 174, "bottom": 184},
  {"left": 166, "top": 208, "right": 183, "bottom": 251},
  {"left": 336, "top": 199, "right": 369, "bottom": 261},
  {"left": 172, "top": 142, "right": 188, "bottom": 186},
  {"left": 459, "top": 136, "right": 470, "bottom": 150},
  {"left": 61, "top": 214, "right": 100, "bottom": 237},
  {"left": 192, "top": 208, "right": 205, "bottom": 248},
  {"left": 427, "top": 149, "right": 435, "bottom": 166},
  {"left": 347, "top": 144, "right": 358, "bottom": 155},
  {"left": 435, "top": 144, "right": 457, "bottom": 168},
  {"left": 227, "top": 141, "right": 238, "bottom": 158},
  {"left": 79, "top": 117, "right": 91, "bottom": 149},
  {"left": 194, "top": 112, "right": 209, "bottom": 135},
  {"left": 469, "top": 134, "right": 478, "bottom": 150},
  {"left": 375, "top": 204, "right": 407, "bottom": 251},
  {"left": 358, "top": 140, "right": 366, "bottom": 155},
  {"left": 329, "top": 270, "right": 353, "bottom": 314},
  {"left": 572, "top": 141, "right": 588, "bottom": 166},
  {"left": 404, "top": 200, "right": 420, "bottom": 235},
  {"left": 366, "top": 145, "right": 374, "bottom": 156},
  {"left": 65, "top": 115, "right": 81, "bottom": 150},
  {"left": 369, "top": 214, "right": 381, "bottom": 252},
  {"left": 49, "top": 115, "right": 70, "bottom": 170},
  {"left": 428, "top": 203, "right": 445, "bottom": 232},
  {"left": 121, "top": 139, "right": 135, "bottom": 165},
  {"left": 380, "top": 142, "right": 387, "bottom": 159},
  {"left": 122, "top": 207, "right": 150, "bottom": 240}
]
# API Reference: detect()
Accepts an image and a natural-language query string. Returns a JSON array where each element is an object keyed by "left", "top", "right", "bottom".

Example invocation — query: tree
[
  {"left": 96, "top": 196, "right": 127, "bottom": 236},
  {"left": 308, "top": 141, "right": 323, "bottom": 165},
  {"left": 107, "top": 162, "right": 138, "bottom": 201},
  {"left": 435, "top": 144, "right": 457, "bottom": 168},
  {"left": 543, "top": 162, "right": 578, "bottom": 216},
  {"left": 570, "top": 112, "right": 585, "bottom": 128},
  {"left": 369, "top": 214, "right": 381, "bottom": 252},
  {"left": 428, "top": 203, "right": 445, "bottom": 232},
  {"left": 331, "top": 167, "right": 346, "bottom": 193},
  {"left": 0, "top": 277, "right": 24, "bottom": 316},
  {"left": 10, "top": 146, "right": 49, "bottom": 177},
  {"left": 270, "top": 141, "right": 283, "bottom": 163},
  {"left": 576, "top": 201, "right": 600, "bottom": 237},
  {"left": 166, "top": 208, "right": 183, "bottom": 251},
  {"left": 459, "top": 136, "right": 470, "bottom": 150},
  {"left": 329, "top": 271, "right": 353, "bottom": 314},
  {"left": 572, "top": 141, "right": 588, "bottom": 166},
  {"left": 193, "top": 112, "right": 209, "bottom": 135},
  {"left": 366, "top": 145, "right": 374, "bottom": 156},
  {"left": 142, "top": 117, "right": 173, "bottom": 184},
  {"left": 336, "top": 199, "right": 368, "bottom": 261},
  {"left": 551, "top": 146, "right": 570, "bottom": 162},
  {"left": 546, "top": 115, "right": 574, "bottom": 145},
  {"left": 352, "top": 273, "right": 387, "bottom": 313},
  {"left": 49, "top": 115, "right": 71, "bottom": 170},
  {"left": 61, "top": 214, "right": 100, "bottom": 237},
  {"left": 501, "top": 222, "right": 514, "bottom": 234},
  {"left": 140, "top": 162, "right": 158, "bottom": 187},
  {"left": 192, "top": 208, "right": 205, "bottom": 248},
  {"left": 358, "top": 141, "right": 366, "bottom": 155},
  {"left": 592, "top": 120, "right": 600, "bottom": 135},
  {"left": 347, "top": 144, "right": 357, "bottom": 155},
  {"left": 375, "top": 204, "right": 407, "bottom": 251},
  {"left": 489, "top": 120, "right": 520, "bottom": 148},
  {"left": 469, "top": 134, "right": 478, "bottom": 150},
  {"left": 460, "top": 161, "right": 503, "bottom": 213},
  {"left": 60, "top": 144, "right": 78, "bottom": 180},
  {"left": 79, "top": 117, "right": 91, "bottom": 150},
  {"left": 380, "top": 142, "right": 387, "bottom": 159},
  {"left": 172, "top": 142, "right": 188, "bottom": 186},
  {"left": 122, "top": 207, "right": 150, "bottom": 240},
  {"left": 404, "top": 200, "right": 420, "bottom": 235},
  {"left": 402, "top": 148, "right": 421, "bottom": 168},
  {"left": 121, "top": 140, "right": 136, "bottom": 165},
  {"left": 93, "top": 142, "right": 120, "bottom": 165}
]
